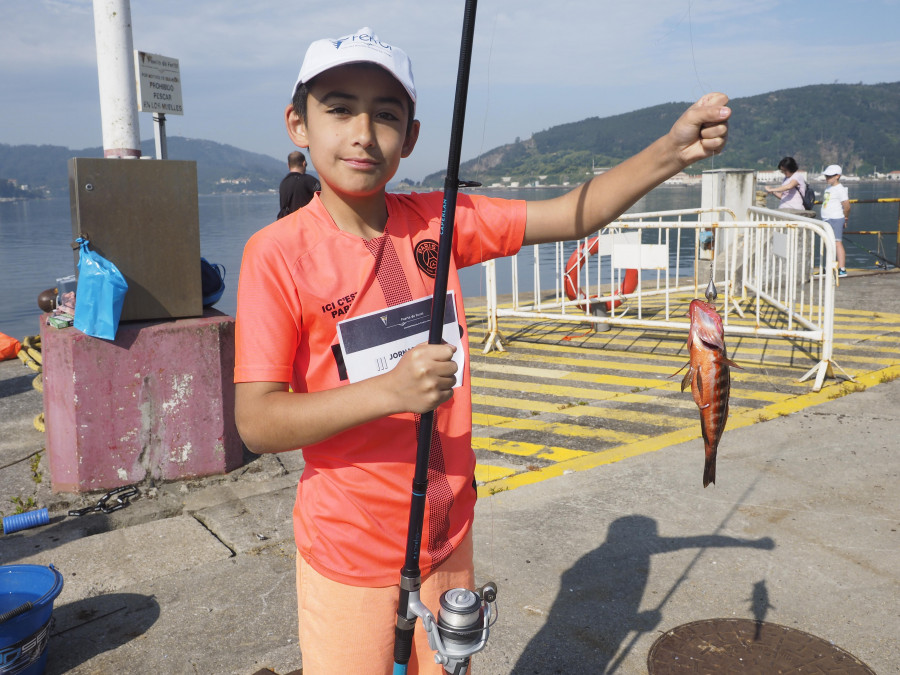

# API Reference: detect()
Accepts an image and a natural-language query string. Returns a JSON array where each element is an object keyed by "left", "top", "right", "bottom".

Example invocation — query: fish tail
[{"left": 703, "top": 451, "right": 717, "bottom": 488}]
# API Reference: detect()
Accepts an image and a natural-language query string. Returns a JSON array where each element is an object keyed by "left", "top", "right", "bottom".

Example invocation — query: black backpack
[{"left": 799, "top": 182, "right": 816, "bottom": 211}]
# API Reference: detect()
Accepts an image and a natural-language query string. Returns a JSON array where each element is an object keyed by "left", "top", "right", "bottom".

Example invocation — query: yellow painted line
[
  {"left": 472, "top": 374, "right": 701, "bottom": 411},
  {"left": 474, "top": 393, "right": 699, "bottom": 428},
  {"left": 472, "top": 325, "right": 900, "bottom": 364},
  {"left": 474, "top": 463, "right": 517, "bottom": 483},
  {"left": 476, "top": 364, "right": 900, "bottom": 497},
  {"left": 472, "top": 372, "right": 791, "bottom": 405},
  {"left": 477, "top": 307, "right": 900, "bottom": 332},
  {"left": 472, "top": 437, "right": 590, "bottom": 462},
  {"left": 474, "top": 350, "right": 807, "bottom": 390},
  {"left": 472, "top": 412, "right": 648, "bottom": 444},
  {"left": 475, "top": 317, "right": 900, "bottom": 349},
  {"left": 831, "top": 332, "right": 900, "bottom": 343},
  {"left": 480, "top": 297, "right": 900, "bottom": 320}
]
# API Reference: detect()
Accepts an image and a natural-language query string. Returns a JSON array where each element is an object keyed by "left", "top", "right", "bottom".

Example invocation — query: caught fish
[{"left": 679, "top": 299, "right": 739, "bottom": 487}]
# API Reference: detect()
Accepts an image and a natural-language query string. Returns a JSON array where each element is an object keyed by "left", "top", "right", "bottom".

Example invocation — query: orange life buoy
[{"left": 563, "top": 235, "right": 638, "bottom": 311}]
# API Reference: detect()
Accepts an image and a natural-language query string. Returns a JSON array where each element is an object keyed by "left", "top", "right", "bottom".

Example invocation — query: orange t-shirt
[{"left": 235, "top": 191, "right": 526, "bottom": 586}]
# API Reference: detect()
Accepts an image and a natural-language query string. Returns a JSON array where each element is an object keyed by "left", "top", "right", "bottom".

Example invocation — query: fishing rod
[
  {"left": 843, "top": 232, "right": 897, "bottom": 268},
  {"left": 393, "top": 2, "right": 498, "bottom": 674}
]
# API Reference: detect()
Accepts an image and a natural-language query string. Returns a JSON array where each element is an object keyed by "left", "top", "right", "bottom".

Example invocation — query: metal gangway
[{"left": 482, "top": 205, "right": 851, "bottom": 391}]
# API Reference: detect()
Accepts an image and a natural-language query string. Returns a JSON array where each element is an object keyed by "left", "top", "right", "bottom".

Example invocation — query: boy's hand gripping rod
[{"left": 393, "top": 2, "right": 498, "bottom": 673}]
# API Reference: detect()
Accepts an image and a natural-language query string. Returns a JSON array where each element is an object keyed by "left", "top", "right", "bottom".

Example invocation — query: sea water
[{"left": 2, "top": 183, "right": 899, "bottom": 341}]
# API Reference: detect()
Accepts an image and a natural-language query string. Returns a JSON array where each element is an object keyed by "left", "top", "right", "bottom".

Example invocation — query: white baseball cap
[
  {"left": 823, "top": 164, "right": 842, "bottom": 176},
  {"left": 292, "top": 27, "right": 416, "bottom": 104}
]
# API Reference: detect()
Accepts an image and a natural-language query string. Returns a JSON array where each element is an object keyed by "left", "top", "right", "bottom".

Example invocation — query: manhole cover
[{"left": 648, "top": 618, "right": 875, "bottom": 674}]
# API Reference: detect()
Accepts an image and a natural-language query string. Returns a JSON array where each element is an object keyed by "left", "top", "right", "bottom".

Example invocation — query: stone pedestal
[{"left": 41, "top": 311, "right": 241, "bottom": 493}]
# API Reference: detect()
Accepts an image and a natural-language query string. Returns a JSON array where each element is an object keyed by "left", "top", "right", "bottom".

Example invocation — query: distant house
[
  {"left": 757, "top": 170, "right": 808, "bottom": 184},
  {"left": 887, "top": 171, "right": 900, "bottom": 181}
]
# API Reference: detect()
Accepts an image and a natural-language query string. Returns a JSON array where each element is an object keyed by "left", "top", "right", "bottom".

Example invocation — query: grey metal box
[{"left": 68, "top": 158, "right": 203, "bottom": 322}]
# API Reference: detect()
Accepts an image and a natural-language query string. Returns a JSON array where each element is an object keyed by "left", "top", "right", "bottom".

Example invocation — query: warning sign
[{"left": 134, "top": 51, "right": 183, "bottom": 115}]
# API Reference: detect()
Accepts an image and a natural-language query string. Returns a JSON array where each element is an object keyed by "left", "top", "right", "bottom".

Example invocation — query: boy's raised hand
[
  {"left": 387, "top": 342, "right": 458, "bottom": 414},
  {"left": 669, "top": 93, "right": 731, "bottom": 168}
]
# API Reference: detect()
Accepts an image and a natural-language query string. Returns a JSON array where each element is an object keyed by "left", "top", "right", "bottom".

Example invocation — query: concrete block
[{"left": 41, "top": 310, "right": 240, "bottom": 492}]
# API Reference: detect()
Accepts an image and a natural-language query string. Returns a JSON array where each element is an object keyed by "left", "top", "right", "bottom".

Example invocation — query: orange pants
[{"left": 296, "top": 530, "right": 475, "bottom": 675}]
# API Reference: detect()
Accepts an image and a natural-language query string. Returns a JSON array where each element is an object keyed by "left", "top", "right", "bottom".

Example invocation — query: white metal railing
[{"left": 482, "top": 206, "right": 850, "bottom": 391}]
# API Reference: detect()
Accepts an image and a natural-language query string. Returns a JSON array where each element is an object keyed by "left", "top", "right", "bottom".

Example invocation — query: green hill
[
  {"left": 417, "top": 82, "right": 900, "bottom": 188},
  {"left": 5, "top": 82, "right": 899, "bottom": 196},
  {"left": 0, "top": 137, "right": 287, "bottom": 197}
]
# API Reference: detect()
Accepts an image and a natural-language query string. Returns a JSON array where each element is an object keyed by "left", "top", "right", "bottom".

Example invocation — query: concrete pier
[{"left": 1, "top": 271, "right": 898, "bottom": 673}]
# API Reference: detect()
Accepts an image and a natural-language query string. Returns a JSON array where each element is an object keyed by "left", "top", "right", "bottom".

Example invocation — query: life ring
[{"left": 563, "top": 235, "right": 638, "bottom": 311}]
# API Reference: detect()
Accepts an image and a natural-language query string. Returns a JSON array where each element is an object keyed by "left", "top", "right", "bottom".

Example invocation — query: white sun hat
[
  {"left": 823, "top": 164, "right": 842, "bottom": 176},
  {"left": 292, "top": 27, "right": 416, "bottom": 104}
]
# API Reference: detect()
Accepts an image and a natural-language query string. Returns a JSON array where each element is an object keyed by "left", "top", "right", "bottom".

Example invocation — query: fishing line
[
  {"left": 469, "top": 10, "right": 501, "bottom": 587},
  {"left": 686, "top": 0, "right": 712, "bottom": 98},
  {"left": 394, "top": 4, "right": 500, "bottom": 673},
  {"left": 686, "top": 0, "right": 716, "bottom": 171}
]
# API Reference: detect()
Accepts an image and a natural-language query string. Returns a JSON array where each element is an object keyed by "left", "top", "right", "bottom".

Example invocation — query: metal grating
[{"left": 648, "top": 618, "right": 875, "bottom": 673}]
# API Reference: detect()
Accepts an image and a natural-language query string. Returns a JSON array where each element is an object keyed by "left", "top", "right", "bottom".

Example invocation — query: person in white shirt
[{"left": 820, "top": 164, "right": 851, "bottom": 277}]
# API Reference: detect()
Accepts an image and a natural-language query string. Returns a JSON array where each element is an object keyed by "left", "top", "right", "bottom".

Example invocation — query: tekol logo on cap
[
  {"left": 330, "top": 31, "right": 392, "bottom": 52},
  {"left": 293, "top": 27, "right": 416, "bottom": 104}
]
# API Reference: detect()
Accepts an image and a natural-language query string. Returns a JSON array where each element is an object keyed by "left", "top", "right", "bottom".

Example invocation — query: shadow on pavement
[
  {"left": 46, "top": 592, "right": 160, "bottom": 674},
  {"left": 513, "top": 515, "right": 775, "bottom": 674}
]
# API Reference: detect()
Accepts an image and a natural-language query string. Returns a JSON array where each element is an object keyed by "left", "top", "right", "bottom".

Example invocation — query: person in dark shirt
[{"left": 278, "top": 150, "right": 320, "bottom": 218}]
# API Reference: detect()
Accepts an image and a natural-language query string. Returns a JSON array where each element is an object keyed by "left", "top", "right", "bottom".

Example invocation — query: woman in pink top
[{"left": 765, "top": 156, "right": 806, "bottom": 210}]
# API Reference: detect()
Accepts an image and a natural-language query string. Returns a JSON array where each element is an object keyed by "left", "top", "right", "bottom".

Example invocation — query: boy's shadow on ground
[
  {"left": 45, "top": 593, "right": 160, "bottom": 673},
  {"left": 513, "top": 515, "right": 775, "bottom": 674}
]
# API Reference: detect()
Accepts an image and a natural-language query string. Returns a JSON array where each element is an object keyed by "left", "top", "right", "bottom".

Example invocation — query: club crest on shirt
[{"left": 414, "top": 239, "right": 439, "bottom": 278}]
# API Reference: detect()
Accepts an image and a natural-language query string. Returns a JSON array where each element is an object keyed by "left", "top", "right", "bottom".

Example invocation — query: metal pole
[
  {"left": 895, "top": 202, "right": 899, "bottom": 268},
  {"left": 92, "top": 0, "right": 141, "bottom": 157},
  {"left": 153, "top": 112, "right": 167, "bottom": 159},
  {"left": 393, "top": 2, "right": 478, "bottom": 672}
]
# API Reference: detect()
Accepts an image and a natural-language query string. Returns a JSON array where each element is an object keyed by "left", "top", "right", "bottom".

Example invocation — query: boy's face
[{"left": 286, "top": 64, "right": 419, "bottom": 201}]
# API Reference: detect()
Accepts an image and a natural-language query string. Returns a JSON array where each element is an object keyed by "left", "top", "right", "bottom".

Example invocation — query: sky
[{"left": 3, "top": 0, "right": 900, "bottom": 182}]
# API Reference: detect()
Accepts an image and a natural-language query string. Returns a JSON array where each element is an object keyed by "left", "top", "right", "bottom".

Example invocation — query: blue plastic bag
[{"left": 73, "top": 237, "right": 128, "bottom": 340}]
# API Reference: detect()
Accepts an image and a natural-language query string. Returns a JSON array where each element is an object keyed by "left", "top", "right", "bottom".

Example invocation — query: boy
[
  {"left": 820, "top": 164, "right": 851, "bottom": 277},
  {"left": 234, "top": 27, "right": 730, "bottom": 674}
]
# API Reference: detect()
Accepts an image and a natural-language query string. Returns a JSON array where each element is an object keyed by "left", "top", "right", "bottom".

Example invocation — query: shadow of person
[
  {"left": 44, "top": 592, "right": 160, "bottom": 673},
  {"left": 513, "top": 515, "right": 775, "bottom": 675},
  {"left": 748, "top": 579, "right": 774, "bottom": 640}
]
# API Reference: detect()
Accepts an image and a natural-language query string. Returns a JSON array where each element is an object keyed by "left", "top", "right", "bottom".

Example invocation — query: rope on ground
[{"left": 16, "top": 335, "right": 45, "bottom": 432}]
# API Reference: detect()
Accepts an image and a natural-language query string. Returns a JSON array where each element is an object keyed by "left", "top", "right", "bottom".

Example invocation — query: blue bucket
[{"left": 0, "top": 565, "right": 64, "bottom": 675}]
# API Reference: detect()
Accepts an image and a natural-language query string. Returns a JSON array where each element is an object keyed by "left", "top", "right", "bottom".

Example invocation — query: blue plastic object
[
  {"left": 73, "top": 237, "right": 128, "bottom": 340},
  {"left": 2, "top": 509, "right": 49, "bottom": 535},
  {"left": 0, "top": 564, "right": 64, "bottom": 675},
  {"left": 200, "top": 258, "right": 226, "bottom": 307}
]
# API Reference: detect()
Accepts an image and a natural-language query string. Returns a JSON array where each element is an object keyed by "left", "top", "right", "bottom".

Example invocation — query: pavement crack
[{"left": 191, "top": 512, "right": 237, "bottom": 557}]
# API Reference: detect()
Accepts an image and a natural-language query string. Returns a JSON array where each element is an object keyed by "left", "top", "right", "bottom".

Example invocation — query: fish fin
[
  {"left": 726, "top": 358, "right": 742, "bottom": 369},
  {"left": 679, "top": 364, "right": 693, "bottom": 392},
  {"left": 695, "top": 368, "right": 704, "bottom": 399},
  {"left": 703, "top": 453, "right": 717, "bottom": 488}
]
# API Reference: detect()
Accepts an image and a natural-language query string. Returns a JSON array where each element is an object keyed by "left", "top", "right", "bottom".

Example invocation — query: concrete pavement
[{"left": 1, "top": 270, "right": 898, "bottom": 674}]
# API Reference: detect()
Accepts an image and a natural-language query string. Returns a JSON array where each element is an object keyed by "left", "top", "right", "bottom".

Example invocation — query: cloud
[{"left": 2, "top": 0, "right": 899, "bottom": 180}]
